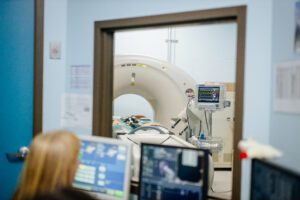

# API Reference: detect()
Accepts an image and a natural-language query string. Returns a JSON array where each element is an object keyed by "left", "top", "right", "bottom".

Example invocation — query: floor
[{"left": 208, "top": 170, "right": 232, "bottom": 200}]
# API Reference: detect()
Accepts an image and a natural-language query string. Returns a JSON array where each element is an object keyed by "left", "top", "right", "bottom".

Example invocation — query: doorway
[{"left": 92, "top": 7, "right": 246, "bottom": 200}]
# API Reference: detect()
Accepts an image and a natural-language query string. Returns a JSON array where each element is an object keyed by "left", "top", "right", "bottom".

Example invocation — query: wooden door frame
[
  {"left": 34, "top": 3, "right": 246, "bottom": 199},
  {"left": 93, "top": 7, "right": 246, "bottom": 200},
  {"left": 33, "top": 0, "right": 44, "bottom": 137}
]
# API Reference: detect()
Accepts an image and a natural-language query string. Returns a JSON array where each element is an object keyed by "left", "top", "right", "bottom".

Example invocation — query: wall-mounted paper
[
  {"left": 61, "top": 93, "right": 92, "bottom": 129},
  {"left": 70, "top": 65, "right": 91, "bottom": 89},
  {"left": 274, "top": 61, "right": 300, "bottom": 113},
  {"left": 50, "top": 41, "right": 61, "bottom": 59}
]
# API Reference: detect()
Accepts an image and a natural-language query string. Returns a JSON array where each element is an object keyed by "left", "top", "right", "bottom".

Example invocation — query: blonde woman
[{"left": 12, "top": 130, "right": 81, "bottom": 200}]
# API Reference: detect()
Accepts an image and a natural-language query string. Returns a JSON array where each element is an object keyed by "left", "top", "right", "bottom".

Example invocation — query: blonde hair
[{"left": 13, "top": 130, "right": 81, "bottom": 200}]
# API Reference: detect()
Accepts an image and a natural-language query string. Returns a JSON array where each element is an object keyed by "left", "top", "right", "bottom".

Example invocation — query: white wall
[
  {"left": 174, "top": 23, "right": 237, "bottom": 83},
  {"left": 270, "top": 0, "right": 300, "bottom": 172},
  {"left": 115, "top": 23, "right": 237, "bottom": 84},
  {"left": 43, "top": 0, "right": 68, "bottom": 132},
  {"left": 43, "top": 0, "right": 274, "bottom": 199},
  {"left": 240, "top": 2, "right": 273, "bottom": 199},
  {"left": 115, "top": 28, "right": 169, "bottom": 61}
]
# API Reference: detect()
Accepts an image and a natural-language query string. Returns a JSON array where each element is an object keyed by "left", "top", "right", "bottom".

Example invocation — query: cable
[
  {"left": 186, "top": 97, "right": 193, "bottom": 138},
  {"left": 126, "top": 136, "right": 139, "bottom": 145},
  {"left": 204, "top": 110, "right": 210, "bottom": 136},
  {"left": 199, "top": 118, "right": 202, "bottom": 133},
  {"left": 160, "top": 136, "right": 171, "bottom": 144},
  {"left": 179, "top": 126, "right": 188, "bottom": 136},
  {"left": 171, "top": 118, "right": 181, "bottom": 129}
]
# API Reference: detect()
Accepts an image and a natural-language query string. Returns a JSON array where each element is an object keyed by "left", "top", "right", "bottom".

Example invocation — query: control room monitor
[
  {"left": 73, "top": 135, "right": 132, "bottom": 200},
  {"left": 139, "top": 143, "right": 208, "bottom": 200},
  {"left": 251, "top": 159, "right": 300, "bottom": 200}
]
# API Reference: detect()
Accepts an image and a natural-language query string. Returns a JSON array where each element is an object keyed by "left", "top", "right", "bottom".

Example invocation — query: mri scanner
[{"left": 113, "top": 55, "right": 227, "bottom": 187}]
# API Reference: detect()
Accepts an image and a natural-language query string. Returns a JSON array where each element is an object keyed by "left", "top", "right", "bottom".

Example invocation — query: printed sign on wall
[
  {"left": 274, "top": 61, "right": 300, "bottom": 113},
  {"left": 61, "top": 93, "right": 92, "bottom": 129},
  {"left": 70, "top": 65, "right": 91, "bottom": 89}
]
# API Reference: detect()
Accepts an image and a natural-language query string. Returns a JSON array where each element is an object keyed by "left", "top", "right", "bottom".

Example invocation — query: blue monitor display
[
  {"left": 251, "top": 159, "right": 300, "bottom": 200},
  {"left": 73, "top": 136, "right": 131, "bottom": 200},
  {"left": 139, "top": 143, "right": 208, "bottom": 200}
]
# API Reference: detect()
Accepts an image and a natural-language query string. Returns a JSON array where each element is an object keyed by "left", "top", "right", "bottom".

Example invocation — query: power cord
[
  {"left": 204, "top": 110, "right": 210, "bottom": 136},
  {"left": 186, "top": 97, "right": 193, "bottom": 138},
  {"left": 160, "top": 136, "right": 171, "bottom": 144}
]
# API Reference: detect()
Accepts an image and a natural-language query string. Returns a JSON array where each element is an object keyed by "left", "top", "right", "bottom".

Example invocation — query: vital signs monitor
[{"left": 196, "top": 84, "right": 226, "bottom": 110}]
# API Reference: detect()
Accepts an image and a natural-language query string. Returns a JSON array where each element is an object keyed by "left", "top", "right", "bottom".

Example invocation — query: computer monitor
[
  {"left": 139, "top": 143, "right": 208, "bottom": 200},
  {"left": 251, "top": 159, "right": 300, "bottom": 200},
  {"left": 73, "top": 135, "right": 132, "bottom": 200}
]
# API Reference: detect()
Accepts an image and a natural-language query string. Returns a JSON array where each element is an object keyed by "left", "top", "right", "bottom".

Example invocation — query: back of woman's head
[
  {"left": 13, "top": 130, "right": 81, "bottom": 200},
  {"left": 31, "top": 187, "right": 98, "bottom": 200}
]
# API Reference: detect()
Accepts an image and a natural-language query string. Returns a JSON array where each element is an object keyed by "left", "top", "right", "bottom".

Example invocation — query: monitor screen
[
  {"left": 251, "top": 159, "right": 300, "bottom": 200},
  {"left": 73, "top": 135, "right": 132, "bottom": 200},
  {"left": 139, "top": 143, "right": 208, "bottom": 200},
  {"left": 198, "top": 86, "right": 220, "bottom": 103}
]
